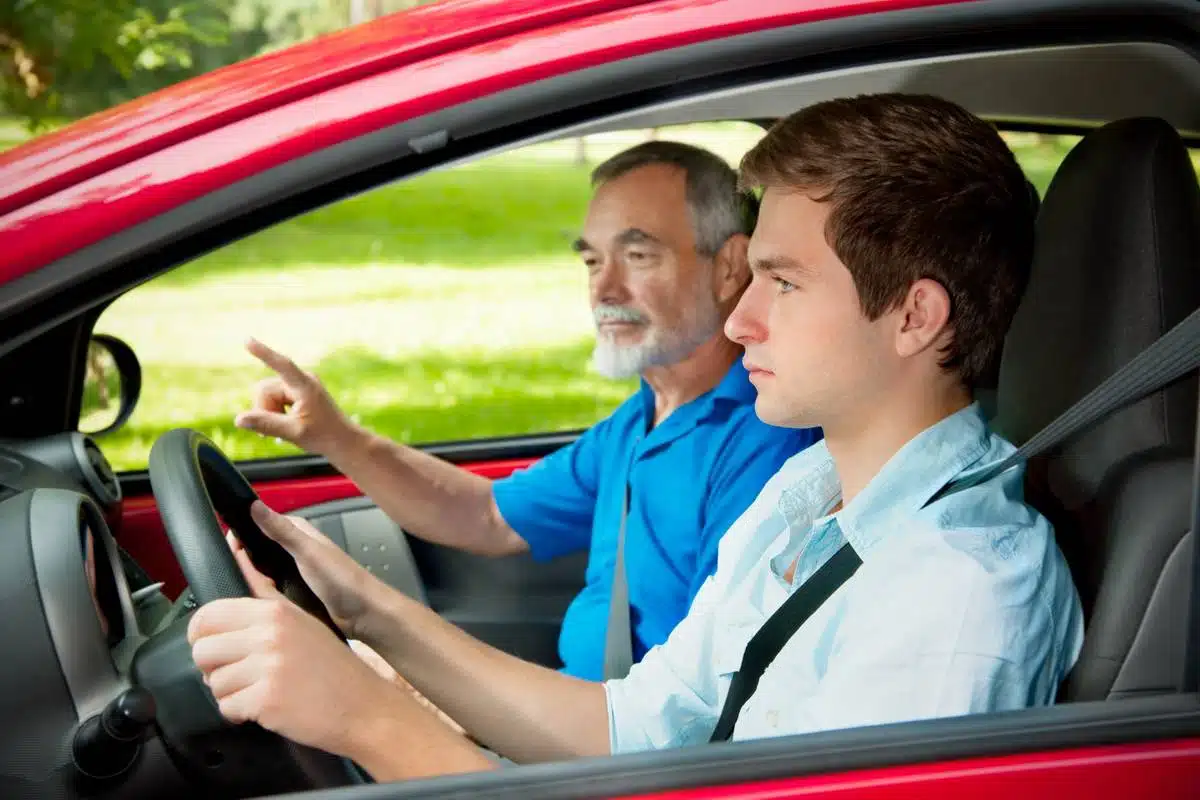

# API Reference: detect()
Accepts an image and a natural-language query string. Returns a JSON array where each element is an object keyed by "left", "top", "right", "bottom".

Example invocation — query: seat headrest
[{"left": 997, "top": 117, "right": 1200, "bottom": 508}]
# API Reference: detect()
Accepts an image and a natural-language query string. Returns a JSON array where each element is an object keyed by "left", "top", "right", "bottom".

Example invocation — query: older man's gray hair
[{"left": 591, "top": 140, "right": 758, "bottom": 258}]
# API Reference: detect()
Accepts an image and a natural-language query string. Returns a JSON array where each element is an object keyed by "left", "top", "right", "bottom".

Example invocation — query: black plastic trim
[
  {"left": 26, "top": 489, "right": 134, "bottom": 720},
  {"left": 279, "top": 695, "right": 1200, "bottom": 800}
]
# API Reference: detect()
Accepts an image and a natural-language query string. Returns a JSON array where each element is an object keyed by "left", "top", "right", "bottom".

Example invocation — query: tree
[
  {"left": 0, "top": 0, "right": 446, "bottom": 129},
  {"left": 0, "top": 0, "right": 228, "bottom": 128}
]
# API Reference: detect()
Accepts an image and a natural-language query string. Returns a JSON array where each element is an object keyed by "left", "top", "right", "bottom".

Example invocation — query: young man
[
  {"left": 235, "top": 141, "right": 817, "bottom": 681},
  {"left": 189, "top": 93, "right": 1084, "bottom": 781}
]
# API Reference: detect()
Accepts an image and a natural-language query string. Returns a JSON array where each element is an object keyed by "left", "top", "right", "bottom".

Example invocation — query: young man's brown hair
[{"left": 740, "top": 93, "right": 1038, "bottom": 387}]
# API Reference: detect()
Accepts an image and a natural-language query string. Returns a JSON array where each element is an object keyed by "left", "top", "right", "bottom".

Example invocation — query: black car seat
[{"left": 995, "top": 117, "right": 1200, "bottom": 701}]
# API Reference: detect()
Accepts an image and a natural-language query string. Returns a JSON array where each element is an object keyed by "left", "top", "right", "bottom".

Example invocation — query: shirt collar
[
  {"left": 635, "top": 357, "right": 755, "bottom": 424},
  {"left": 786, "top": 403, "right": 992, "bottom": 559}
]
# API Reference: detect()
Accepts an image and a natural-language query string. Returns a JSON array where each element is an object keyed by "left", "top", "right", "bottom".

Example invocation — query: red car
[{"left": 0, "top": 0, "right": 1198, "bottom": 798}]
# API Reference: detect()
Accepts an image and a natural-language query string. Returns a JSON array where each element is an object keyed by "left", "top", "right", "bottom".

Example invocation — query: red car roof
[
  {"left": 0, "top": 0, "right": 968, "bottom": 285},
  {"left": 0, "top": 0, "right": 658, "bottom": 218}
]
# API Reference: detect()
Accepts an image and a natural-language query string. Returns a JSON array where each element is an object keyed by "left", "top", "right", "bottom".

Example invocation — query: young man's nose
[{"left": 725, "top": 278, "right": 768, "bottom": 345}]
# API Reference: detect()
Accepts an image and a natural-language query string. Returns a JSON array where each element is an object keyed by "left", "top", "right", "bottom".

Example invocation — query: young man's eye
[{"left": 774, "top": 276, "right": 797, "bottom": 293}]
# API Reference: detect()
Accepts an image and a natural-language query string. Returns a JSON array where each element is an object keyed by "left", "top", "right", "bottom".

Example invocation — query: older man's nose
[{"left": 591, "top": 260, "right": 630, "bottom": 306}]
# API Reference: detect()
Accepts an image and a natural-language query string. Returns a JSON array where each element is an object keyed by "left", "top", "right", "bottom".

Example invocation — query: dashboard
[{"left": 0, "top": 433, "right": 200, "bottom": 799}]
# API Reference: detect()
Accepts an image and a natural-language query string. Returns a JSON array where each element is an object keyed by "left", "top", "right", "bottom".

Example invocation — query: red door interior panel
[
  {"left": 114, "top": 456, "right": 537, "bottom": 596},
  {"left": 622, "top": 738, "right": 1200, "bottom": 800}
]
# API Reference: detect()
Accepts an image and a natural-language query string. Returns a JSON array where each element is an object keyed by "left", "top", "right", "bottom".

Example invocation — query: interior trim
[{"left": 543, "top": 41, "right": 1200, "bottom": 140}]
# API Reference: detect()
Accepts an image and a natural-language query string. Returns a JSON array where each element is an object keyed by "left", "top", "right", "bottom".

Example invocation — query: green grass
[
  {"left": 90, "top": 258, "right": 639, "bottom": 469},
  {"left": 50, "top": 124, "right": 1200, "bottom": 471},
  {"left": 164, "top": 160, "right": 595, "bottom": 283}
]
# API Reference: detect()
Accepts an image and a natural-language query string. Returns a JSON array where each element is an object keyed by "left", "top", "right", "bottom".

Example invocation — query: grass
[
  {"left": 46, "top": 124, "right": 1200, "bottom": 471},
  {"left": 87, "top": 259, "right": 640, "bottom": 467}
]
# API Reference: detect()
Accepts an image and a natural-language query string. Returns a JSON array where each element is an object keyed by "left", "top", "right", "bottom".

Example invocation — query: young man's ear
[
  {"left": 894, "top": 278, "right": 953, "bottom": 359},
  {"left": 713, "top": 233, "right": 751, "bottom": 305}
]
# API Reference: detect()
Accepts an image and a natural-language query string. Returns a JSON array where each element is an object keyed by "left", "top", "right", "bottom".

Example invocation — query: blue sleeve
[
  {"left": 686, "top": 417, "right": 823, "bottom": 603},
  {"left": 492, "top": 419, "right": 610, "bottom": 562}
]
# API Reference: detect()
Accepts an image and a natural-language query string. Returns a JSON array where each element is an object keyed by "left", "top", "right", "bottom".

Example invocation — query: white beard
[{"left": 590, "top": 286, "right": 723, "bottom": 380}]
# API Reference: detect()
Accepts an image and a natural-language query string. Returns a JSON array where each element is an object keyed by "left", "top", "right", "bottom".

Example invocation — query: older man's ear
[{"left": 713, "top": 233, "right": 752, "bottom": 306}]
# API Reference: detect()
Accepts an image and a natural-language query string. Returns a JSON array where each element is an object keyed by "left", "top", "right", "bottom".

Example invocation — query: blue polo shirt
[{"left": 493, "top": 360, "right": 821, "bottom": 680}]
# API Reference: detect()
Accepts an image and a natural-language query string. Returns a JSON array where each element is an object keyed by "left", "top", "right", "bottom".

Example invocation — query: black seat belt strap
[
  {"left": 929, "top": 305, "right": 1200, "bottom": 506},
  {"left": 709, "top": 542, "right": 862, "bottom": 742}
]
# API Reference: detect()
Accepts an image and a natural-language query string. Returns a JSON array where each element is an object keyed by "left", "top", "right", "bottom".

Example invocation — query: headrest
[{"left": 996, "top": 117, "right": 1200, "bottom": 508}]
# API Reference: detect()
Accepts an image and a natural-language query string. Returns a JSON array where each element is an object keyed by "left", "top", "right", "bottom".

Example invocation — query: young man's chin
[{"left": 753, "top": 395, "right": 798, "bottom": 429}]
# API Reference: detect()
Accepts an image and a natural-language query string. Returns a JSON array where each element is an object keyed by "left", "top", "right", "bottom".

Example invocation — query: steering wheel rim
[
  {"left": 147, "top": 429, "right": 256, "bottom": 604},
  {"left": 148, "top": 428, "right": 344, "bottom": 634},
  {"left": 145, "top": 428, "right": 363, "bottom": 790}
]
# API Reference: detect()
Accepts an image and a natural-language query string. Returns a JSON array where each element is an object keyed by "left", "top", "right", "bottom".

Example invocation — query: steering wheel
[{"left": 132, "top": 428, "right": 363, "bottom": 794}]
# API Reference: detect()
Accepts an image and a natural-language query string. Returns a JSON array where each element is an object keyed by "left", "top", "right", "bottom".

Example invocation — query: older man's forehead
[{"left": 573, "top": 227, "right": 666, "bottom": 252}]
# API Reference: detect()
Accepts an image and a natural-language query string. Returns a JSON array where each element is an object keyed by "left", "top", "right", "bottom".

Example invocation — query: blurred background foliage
[{"left": 0, "top": 0, "right": 440, "bottom": 127}]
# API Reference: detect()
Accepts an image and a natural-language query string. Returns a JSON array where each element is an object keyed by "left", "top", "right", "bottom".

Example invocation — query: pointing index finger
[{"left": 245, "top": 338, "right": 308, "bottom": 385}]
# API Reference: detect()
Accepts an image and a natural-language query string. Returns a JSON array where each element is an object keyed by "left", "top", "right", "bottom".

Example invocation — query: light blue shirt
[{"left": 605, "top": 403, "right": 1084, "bottom": 752}]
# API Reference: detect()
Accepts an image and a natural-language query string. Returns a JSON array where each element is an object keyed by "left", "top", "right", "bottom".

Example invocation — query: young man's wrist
[
  {"left": 350, "top": 575, "right": 411, "bottom": 653},
  {"left": 339, "top": 680, "right": 495, "bottom": 782}
]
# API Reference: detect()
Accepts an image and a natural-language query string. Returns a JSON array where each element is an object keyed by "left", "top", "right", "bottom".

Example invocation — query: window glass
[
  {"left": 86, "top": 123, "right": 767, "bottom": 470},
  {"left": 84, "top": 125, "right": 1200, "bottom": 472}
]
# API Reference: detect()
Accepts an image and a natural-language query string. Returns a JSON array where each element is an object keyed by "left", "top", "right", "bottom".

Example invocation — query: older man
[{"left": 235, "top": 141, "right": 818, "bottom": 680}]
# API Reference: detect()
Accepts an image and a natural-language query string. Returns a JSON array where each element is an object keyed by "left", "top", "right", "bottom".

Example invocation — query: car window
[
  {"left": 82, "top": 123, "right": 768, "bottom": 471},
  {"left": 79, "top": 126, "right": 1200, "bottom": 472}
]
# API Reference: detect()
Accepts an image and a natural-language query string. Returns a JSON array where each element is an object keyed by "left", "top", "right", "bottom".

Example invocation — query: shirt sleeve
[
  {"left": 492, "top": 418, "right": 608, "bottom": 562},
  {"left": 688, "top": 419, "right": 820, "bottom": 604}
]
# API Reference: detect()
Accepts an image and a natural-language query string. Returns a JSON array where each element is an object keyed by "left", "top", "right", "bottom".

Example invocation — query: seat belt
[
  {"left": 603, "top": 485, "right": 635, "bottom": 680},
  {"left": 709, "top": 303, "right": 1200, "bottom": 742},
  {"left": 1186, "top": 377, "right": 1200, "bottom": 695},
  {"left": 709, "top": 542, "right": 862, "bottom": 742},
  {"left": 928, "top": 305, "right": 1200, "bottom": 505}
]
